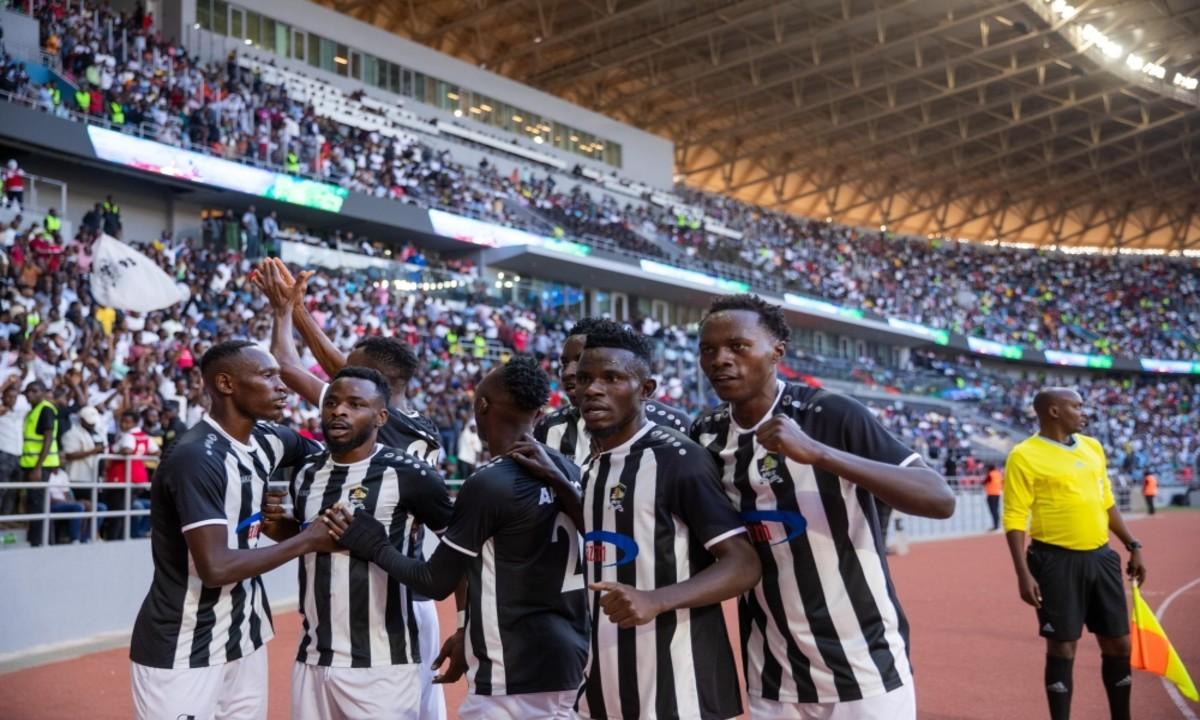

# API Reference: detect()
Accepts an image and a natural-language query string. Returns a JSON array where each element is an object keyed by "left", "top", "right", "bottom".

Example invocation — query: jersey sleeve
[
  {"left": 270, "top": 424, "right": 323, "bottom": 469},
  {"left": 1002, "top": 447, "right": 1035, "bottom": 532},
  {"left": 1089, "top": 437, "right": 1116, "bottom": 510},
  {"left": 35, "top": 406, "right": 56, "bottom": 435},
  {"left": 666, "top": 445, "right": 746, "bottom": 550},
  {"left": 821, "top": 393, "right": 921, "bottom": 467},
  {"left": 532, "top": 411, "right": 556, "bottom": 443},
  {"left": 439, "top": 468, "right": 512, "bottom": 558},
  {"left": 398, "top": 458, "right": 455, "bottom": 534},
  {"left": 168, "top": 446, "right": 230, "bottom": 532}
]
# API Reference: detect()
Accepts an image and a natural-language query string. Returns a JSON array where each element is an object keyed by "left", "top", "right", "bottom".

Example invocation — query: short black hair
[
  {"left": 584, "top": 323, "right": 653, "bottom": 369},
  {"left": 353, "top": 336, "right": 418, "bottom": 381},
  {"left": 566, "top": 317, "right": 607, "bottom": 338},
  {"left": 331, "top": 366, "right": 391, "bottom": 406},
  {"left": 497, "top": 355, "right": 550, "bottom": 412},
  {"left": 703, "top": 294, "right": 791, "bottom": 342},
  {"left": 199, "top": 339, "right": 256, "bottom": 376},
  {"left": 122, "top": 410, "right": 140, "bottom": 422}
]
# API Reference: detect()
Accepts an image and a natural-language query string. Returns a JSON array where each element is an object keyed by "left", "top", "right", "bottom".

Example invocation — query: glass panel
[
  {"left": 261, "top": 18, "right": 274, "bottom": 49},
  {"left": 363, "top": 56, "right": 378, "bottom": 87},
  {"left": 335, "top": 44, "right": 349, "bottom": 77},
  {"left": 212, "top": 0, "right": 228, "bottom": 35},
  {"left": 230, "top": 8, "right": 243, "bottom": 40},
  {"left": 196, "top": 0, "right": 211, "bottom": 31},
  {"left": 308, "top": 33, "right": 320, "bottom": 67},
  {"left": 320, "top": 38, "right": 336, "bottom": 72},
  {"left": 401, "top": 68, "right": 413, "bottom": 97},
  {"left": 246, "top": 12, "right": 260, "bottom": 45},
  {"left": 351, "top": 52, "right": 361, "bottom": 80},
  {"left": 275, "top": 22, "right": 290, "bottom": 57}
]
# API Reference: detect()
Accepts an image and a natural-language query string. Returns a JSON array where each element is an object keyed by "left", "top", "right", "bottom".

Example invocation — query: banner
[{"left": 90, "top": 234, "right": 189, "bottom": 312}]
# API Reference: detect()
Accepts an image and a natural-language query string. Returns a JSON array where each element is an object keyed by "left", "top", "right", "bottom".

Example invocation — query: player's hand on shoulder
[
  {"left": 756, "top": 415, "right": 825, "bottom": 465},
  {"left": 590, "top": 581, "right": 664, "bottom": 629},
  {"left": 508, "top": 433, "right": 562, "bottom": 484},
  {"left": 432, "top": 629, "right": 468, "bottom": 685}
]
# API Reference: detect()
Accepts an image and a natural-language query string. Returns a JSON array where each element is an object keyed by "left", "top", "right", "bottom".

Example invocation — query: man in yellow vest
[
  {"left": 20, "top": 381, "right": 60, "bottom": 547},
  {"left": 1003, "top": 388, "right": 1145, "bottom": 720},
  {"left": 44, "top": 208, "right": 61, "bottom": 236},
  {"left": 74, "top": 86, "right": 91, "bottom": 113}
]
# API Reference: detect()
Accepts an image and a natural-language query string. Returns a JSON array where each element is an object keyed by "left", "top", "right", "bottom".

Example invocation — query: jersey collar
[
  {"left": 591, "top": 419, "right": 655, "bottom": 460},
  {"left": 329, "top": 443, "right": 383, "bottom": 467},
  {"left": 1034, "top": 433, "right": 1080, "bottom": 451},
  {"left": 731, "top": 379, "right": 786, "bottom": 434},
  {"left": 202, "top": 414, "right": 256, "bottom": 452}
]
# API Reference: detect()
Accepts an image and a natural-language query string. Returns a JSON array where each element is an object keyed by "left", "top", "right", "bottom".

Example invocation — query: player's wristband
[
  {"left": 1125, "top": 540, "right": 1143, "bottom": 552},
  {"left": 457, "top": 610, "right": 466, "bottom": 629}
]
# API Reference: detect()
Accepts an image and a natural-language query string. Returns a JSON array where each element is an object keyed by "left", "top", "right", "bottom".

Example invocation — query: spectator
[
  {"left": 0, "top": 378, "right": 27, "bottom": 518},
  {"left": 102, "top": 194, "right": 121, "bottom": 237},
  {"left": 262, "top": 210, "right": 279, "bottom": 258},
  {"left": 103, "top": 409, "right": 157, "bottom": 539},
  {"left": 241, "top": 204, "right": 260, "bottom": 259},
  {"left": 456, "top": 420, "right": 482, "bottom": 479},
  {"left": 3, "top": 159, "right": 24, "bottom": 209},
  {"left": 1142, "top": 471, "right": 1157, "bottom": 516},
  {"left": 19, "top": 380, "right": 60, "bottom": 547},
  {"left": 48, "top": 468, "right": 105, "bottom": 543}
]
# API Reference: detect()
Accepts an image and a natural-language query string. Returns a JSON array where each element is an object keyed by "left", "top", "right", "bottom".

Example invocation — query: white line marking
[{"left": 1155, "top": 575, "right": 1200, "bottom": 720}]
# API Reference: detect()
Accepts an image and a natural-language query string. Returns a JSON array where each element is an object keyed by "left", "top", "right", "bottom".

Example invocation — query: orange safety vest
[
  {"left": 984, "top": 469, "right": 1003, "bottom": 497},
  {"left": 1143, "top": 475, "right": 1157, "bottom": 497}
]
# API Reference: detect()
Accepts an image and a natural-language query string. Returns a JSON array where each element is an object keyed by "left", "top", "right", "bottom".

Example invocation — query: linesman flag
[{"left": 1130, "top": 583, "right": 1198, "bottom": 701}]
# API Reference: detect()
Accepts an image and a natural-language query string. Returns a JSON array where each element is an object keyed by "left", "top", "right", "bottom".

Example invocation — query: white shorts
[
  {"left": 291, "top": 662, "right": 423, "bottom": 720},
  {"left": 457, "top": 690, "right": 578, "bottom": 720},
  {"left": 414, "top": 599, "right": 447, "bottom": 720},
  {"left": 131, "top": 647, "right": 268, "bottom": 720},
  {"left": 748, "top": 684, "right": 916, "bottom": 720}
]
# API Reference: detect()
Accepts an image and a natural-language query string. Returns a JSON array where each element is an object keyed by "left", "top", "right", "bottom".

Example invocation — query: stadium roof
[{"left": 318, "top": 0, "right": 1200, "bottom": 251}]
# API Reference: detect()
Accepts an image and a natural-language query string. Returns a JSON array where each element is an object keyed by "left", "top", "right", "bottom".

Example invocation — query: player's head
[
  {"left": 699, "top": 294, "right": 789, "bottom": 405},
  {"left": 347, "top": 336, "right": 418, "bottom": 403},
  {"left": 474, "top": 355, "right": 550, "bottom": 450},
  {"left": 321, "top": 367, "right": 390, "bottom": 456},
  {"left": 577, "top": 323, "right": 655, "bottom": 441},
  {"left": 1032, "top": 387, "right": 1086, "bottom": 434},
  {"left": 200, "top": 340, "right": 289, "bottom": 422},
  {"left": 560, "top": 317, "right": 606, "bottom": 407}
]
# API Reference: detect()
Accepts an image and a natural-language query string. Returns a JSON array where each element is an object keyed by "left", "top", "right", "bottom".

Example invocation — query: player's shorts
[
  {"left": 291, "top": 661, "right": 423, "bottom": 719},
  {"left": 747, "top": 684, "right": 915, "bottom": 720},
  {"left": 414, "top": 599, "right": 447, "bottom": 720},
  {"left": 457, "top": 690, "right": 577, "bottom": 719},
  {"left": 131, "top": 646, "right": 268, "bottom": 720},
  {"left": 1027, "top": 540, "right": 1129, "bottom": 642}
]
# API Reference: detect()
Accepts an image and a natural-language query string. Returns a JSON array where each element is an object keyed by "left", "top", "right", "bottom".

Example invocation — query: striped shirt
[
  {"left": 691, "top": 381, "right": 920, "bottom": 704},
  {"left": 578, "top": 422, "right": 746, "bottom": 720},
  {"left": 130, "top": 416, "right": 319, "bottom": 669},
  {"left": 535, "top": 401, "right": 692, "bottom": 466},
  {"left": 291, "top": 445, "right": 454, "bottom": 667}
]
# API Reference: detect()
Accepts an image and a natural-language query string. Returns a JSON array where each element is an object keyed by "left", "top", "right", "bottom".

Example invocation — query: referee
[{"left": 1003, "top": 388, "right": 1147, "bottom": 720}]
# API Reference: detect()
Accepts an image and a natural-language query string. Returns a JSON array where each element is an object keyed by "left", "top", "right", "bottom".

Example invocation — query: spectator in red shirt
[{"left": 103, "top": 410, "right": 158, "bottom": 539}]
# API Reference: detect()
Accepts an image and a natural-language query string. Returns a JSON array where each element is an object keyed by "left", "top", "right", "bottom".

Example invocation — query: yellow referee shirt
[{"left": 1002, "top": 433, "right": 1114, "bottom": 551}]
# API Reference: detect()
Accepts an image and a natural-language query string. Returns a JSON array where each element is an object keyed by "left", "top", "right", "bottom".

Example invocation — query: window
[
  {"left": 293, "top": 30, "right": 305, "bottom": 61},
  {"left": 307, "top": 33, "right": 320, "bottom": 68},
  {"left": 334, "top": 43, "right": 350, "bottom": 77},
  {"left": 350, "top": 52, "right": 361, "bottom": 81},
  {"left": 196, "top": 0, "right": 212, "bottom": 31},
  {"left": 230, "top": 7, "right": 243, "bottom": 39},
  {"left": 246, "top": 11, "right": 260, "bottom": 45},
  {"left": 212, "top": 0, "right": 228, "bottom": 35}
]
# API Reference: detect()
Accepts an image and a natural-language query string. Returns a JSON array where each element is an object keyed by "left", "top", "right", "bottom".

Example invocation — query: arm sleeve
[
  {"left": 271, "top": 425, "right": 322, "bottom": 469},
  {"left": 826, "top": 394, "right": 921, "bottom": 466},
  {"left": 399, "top": 461, "right": 455, "bottom": 534},
  {"left": 171, "top": 449, "right": 230, "bottom": 531},
  {"left": 668, "top": 448, "right": 746, "bottom": 550},
  {"left": 1002, "top": 450, "right": 1035, "bottom": 532},
  {"left": 1092, "top": 438, "right": 1115, "bottom": 510},
  {"left": 370, "top": 541, "right": 473, "bottom": 600},
  {"left": 440, "top": 471, "right": 510, "bottom": 558},
  {"left": 531, "top": 413, "right": 552, "bottom": 443},
  {"left": 35, "top": 407, "right": 56, "bottom": 435}
]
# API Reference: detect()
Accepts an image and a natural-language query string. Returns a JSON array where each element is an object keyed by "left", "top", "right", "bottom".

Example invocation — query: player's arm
[
  {"left": 187, "top": 521, "right": 334, "bottom": 587},
  {"left": 324, "top": 507, "right": 470, "bottom": 600},
  {"left": 261, "top": 257, "right": 348, "bottom": 377},
  {"left": 253, "top": 259, "right": 324, "bottom": 406},
  {"left": 1001, "top": 451, "right": 1041, "bottom": 608},
  {"left": 756, "top": 399, "right": 955, "bottom": 518},
  {"left": 1097, "top": 444, "right": 1146, "bottom": 585},
  {"left": 592, "top": 454, "right": 761, "bottom": 629},
  {"left": 509, "top": 434, "right": 585, "bottom": 532}
]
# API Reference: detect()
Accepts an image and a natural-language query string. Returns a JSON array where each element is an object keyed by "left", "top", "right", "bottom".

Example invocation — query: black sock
[
  {"left": 1045, "top": 654, "right": 1074, "bottom": 720},
  {"left": 1101, "top": 655, "right": 1132, "bottom": 720}
]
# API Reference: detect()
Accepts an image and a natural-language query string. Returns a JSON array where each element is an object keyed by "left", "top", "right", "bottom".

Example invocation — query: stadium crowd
[{"left": 1, "top": 0, "right": 1197, "bottom": 361}]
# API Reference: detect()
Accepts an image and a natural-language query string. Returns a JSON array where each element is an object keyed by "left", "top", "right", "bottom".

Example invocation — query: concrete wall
[
  {"left": 0, "top": 7, "right": 42, "bottom": 64},
  {"left": 164, "top": 0, "right": 674, "bottom": 187}
]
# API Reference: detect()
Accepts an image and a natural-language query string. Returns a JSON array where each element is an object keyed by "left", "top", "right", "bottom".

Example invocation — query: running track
[{"left": 2, "top": 511, "right": 1196, "bottom": 719}]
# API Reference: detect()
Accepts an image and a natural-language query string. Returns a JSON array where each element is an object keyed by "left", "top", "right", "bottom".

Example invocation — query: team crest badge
[
  {"left": 758, "top": 454, "right": 784, "bottom": 485},
  {"left": 608, "top": 482, "right": 627, "bottom": 512},
  {"left": 348, "top": 486, "right": 369, "bottom": 511}
]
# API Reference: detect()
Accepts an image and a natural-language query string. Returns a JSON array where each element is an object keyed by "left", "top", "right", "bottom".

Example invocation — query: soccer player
[
  {"left": 128, "top": 340, "right": 336, "bottom": 720},
  {"left": 535, "top": 318, "right": 692, "bottom": 466},
  {"left": 1003, "top": 388, "right": 1146, "bottom": 720},
  {"left": 691, "top": 294, "right": 955, "bottom": 719},
  {"left": 263, "top": 366, "right": 454, "bottom": 719},
  {"left": 539, "top": 323, "right": 761, "bottom": 720},
  {"left": 324, "top": 356, "right": 589, "bottom": 720},
  {"left": 255, "top": 259, "right": 449, "bottom": 717}
]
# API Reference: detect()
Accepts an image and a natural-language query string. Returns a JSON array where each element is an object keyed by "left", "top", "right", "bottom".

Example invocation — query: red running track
[{"left": 2, "top": 511, "right": 1197, "bottom": 719}]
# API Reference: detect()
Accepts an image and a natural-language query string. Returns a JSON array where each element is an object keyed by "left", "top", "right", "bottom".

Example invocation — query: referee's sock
[
  {"left": 1101, "top": 655, "right": 1132, "bottom": 720},
  {"left": 1044, "top": 654, "right": 1074, "bottom": 720}
]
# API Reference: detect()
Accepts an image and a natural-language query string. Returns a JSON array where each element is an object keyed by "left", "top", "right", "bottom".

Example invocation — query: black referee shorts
[{"left": 1027, "top": 540, "right": 1129, "bottom": 642}]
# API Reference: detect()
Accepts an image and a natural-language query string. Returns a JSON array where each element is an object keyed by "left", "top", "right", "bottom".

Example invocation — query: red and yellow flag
[{"left": 1130, "top": 583, "right": 1198, "bottom": 701}]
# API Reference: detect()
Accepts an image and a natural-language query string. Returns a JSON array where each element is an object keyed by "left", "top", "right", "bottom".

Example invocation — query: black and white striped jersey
[
  {"left": 691, "top": 381, "right": 920, "bottom": 704},
  {"left": 534, "top": 401, "right": 692, "bottom": 466},
  {"left": 440, "top": 451, "right": 589, "bottom": 696},
  {"left": 290, "top": 445, "right": 454, "bottom": 668},
  {"left": 578, "top": 422, "right": 746, "bottom": 720},
  {"left": 130, "top": 416, "right": 320, "bottom": 669}
]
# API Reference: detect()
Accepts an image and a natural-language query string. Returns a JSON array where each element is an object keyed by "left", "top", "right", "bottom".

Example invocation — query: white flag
[{"left": 90, "top": 234, "right": 189, "bottom": 312}]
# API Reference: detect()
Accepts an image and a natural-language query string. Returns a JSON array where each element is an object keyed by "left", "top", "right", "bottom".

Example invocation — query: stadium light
[
  {"left": 1081, "top": 24, "right": 1122, "bottom": 59},
  {"left": 534, "top": 136, "right": 544, "bottom": 144},
  {"left": 244, "top": 38, "right": 253, "bottom": 46},
  {"left": 453, "top": 109, "right": 463, "bottom": 117},
  {"left": 1174, "top": 73, "right": 1199, "bottom": 90},
  {"left": 1048, "top": 0, "right": 1078, "bottom": 21}
]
